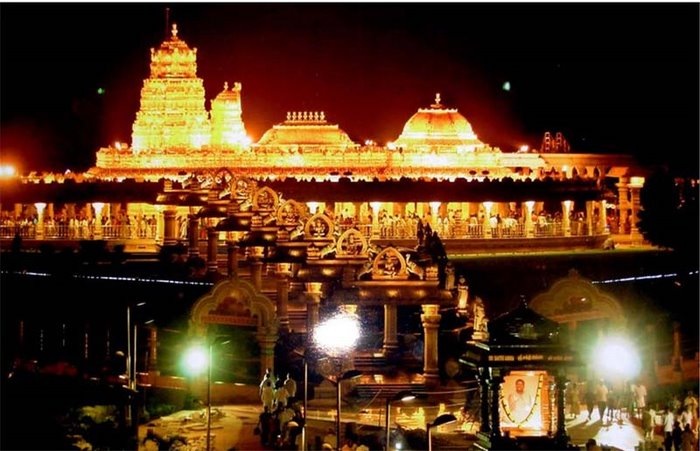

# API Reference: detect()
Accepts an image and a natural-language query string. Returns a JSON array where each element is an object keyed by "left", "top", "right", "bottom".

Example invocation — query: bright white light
[
  {"left": 395, "top": 441, "right": 403, "bottom": 450},
  {"left": 502, "top": 81, "right": 511, "bottom": 91},
  {"left": 519, "top": 145, "right": 529, "bottom": 152},
  {"left": 592, "top": 336, "right": 641, "bottom": 380},
  {"left": 183, "top": 345, "right": 208, "bottom": 376},
  {"left": 313, "top": 313, "right": 361, "bottom": 357},
  {"left": 0, "top": 165, "right": 16, "bottom": 177}
]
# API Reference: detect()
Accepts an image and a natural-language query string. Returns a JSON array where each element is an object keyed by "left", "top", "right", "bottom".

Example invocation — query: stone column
[
  {"left": 561, "top": 200, "right": 572, "bottom": 237},
  {"left": 429, "top": 202, "right": 440, "bottom": 230},
  {"left": 421, "top": 304, "right": 441, "bottom": 385},
  {"left": 672, "top": 322, "right": 682, "bottom": 372},
  {"left": 383, "top": 303, "right": 399, "bottom": 358},
  {"left": 257, "top": 334, "right": 277, "bottom": 379},
  {"left": 92, "top": 202, "right": 105, "bottom": 239},
  {"left": 617, "top": 177, "right": 629, "bottom": 233},
  {"left": 598, "top": 200, "right": 609, "bottom": 234},
  {"left": 629, "top": 185, "right": 642, "bottom": 240},
  {"left": 14, "top": 203, "right": 23, "bottom": 220},
  {"left": 585, "top": 201, "right": 594, "bottom": 236},
  {"left": 275, "top": 263, "right": 292, "bottom": 333},
  {"left": 353, "top": 202, "right": 363, "bottom": 222},
  {"left": 147, "top": 325, "right": 159, "bottom": 376},
  {"left": 153, "top": 205, "right": 164, "bottom": 243},
  {"left": 249, "top": 247, "right": 265, "bottom": 292},
  {"left": 482, "top": 202, "right": 493, "bottom": 238},
  {"left": 206, "top": 227, "right": 218, "bottom": 273},
  {"left": 226, "top": 240, "right": 239, "bottom": 278},
  {"left": 370, "top": 202, "right": 381, "bottom": 239},
  {"left": 490, "top": 376, "right": 504, "bottom": 439},
  {"left": 478, "top": 368, "right": 492, "bottom": 433},
  {"left": 304, "top": 282, "right": 323, "bottom": 332},
  {"left": 188, "top": 215, "right": 200, "bottom": 257},
  {"left": 525, "top": 201, "right": 535, "bottom": 238},
  {"left": 554, "top": 374, "right": 567, "bottom": 441},
  {"left": 163, "top": 208, "right": 178, "bottom": 246},
  {"left": 46, "top": 203, "right": 55, "bottom": 221},
  {"left": 34, "top": 202, "right": 46, "bottom": 239}
]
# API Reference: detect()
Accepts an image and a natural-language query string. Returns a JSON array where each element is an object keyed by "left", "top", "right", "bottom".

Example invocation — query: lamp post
[
  {"left": 385, "top": 391, "right": 421, "bottom": 451},
  {"left": 184, "top": 337, "right": 230, "bottom": 451},
  {"left": 312, "top": 312, "right": 361, "bottom": 448},
  {"left": 427, "top": 414, "right": 457, "bottom": 451},
  {"left": 293, "top": 348, "right": 310, "bottom": 451}
]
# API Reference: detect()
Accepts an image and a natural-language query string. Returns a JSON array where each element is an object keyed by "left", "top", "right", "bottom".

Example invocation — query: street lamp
[
  {"left": 183, "top": 337, "right": 230, "bottom": 451},
  {"left": 313, "top": 312, "right": 361, "bottom": 448},
  {"left": 426, "top": 413, "right": 456, "bottom": 451},
  {"left": 293, "top": 348, "right": 310, "bottom": 451},
  {"left": 385, "top": 391, "right": 422, "bottom": 451}
]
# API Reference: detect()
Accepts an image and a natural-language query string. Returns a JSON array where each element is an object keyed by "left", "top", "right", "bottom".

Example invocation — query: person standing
[
  {"left": 664, "top": 408, "right": 676, "bottom": 451},
  {"left": 683, "top": 391, "right": 698, "bottom": 421},
  {"left": 283, "top": 373, "right": 297, "bottom": 400},
  {"left": 635, "top": 382, "right": 648, "bottom": 419},
  {"left": 261, "top": 380, "right": 275, "bottom": 411},
  {"left": 585, "top": 381, "right": 597, "bottom": 421},
  {"left": 595, "top": 379, "right": 609, "bottom": 423},
  {"left": 258, "top": 406, "right": 272, "bottom": 447}
]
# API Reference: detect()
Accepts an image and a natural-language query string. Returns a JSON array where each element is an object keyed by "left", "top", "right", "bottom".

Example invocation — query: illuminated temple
[{"left": 1, "top": 24, "right": 656, "bottom": 444}]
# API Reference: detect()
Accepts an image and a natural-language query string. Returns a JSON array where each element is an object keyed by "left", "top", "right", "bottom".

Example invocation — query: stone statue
[
  {"left": 445, "top": 262, "right": 456, "bottom": 290},
  {"left": 456, "top": 275, "right": 469, "bottom": 312},
  {"left": 472, "top": 297, "right": 489, "bottom": 340}
]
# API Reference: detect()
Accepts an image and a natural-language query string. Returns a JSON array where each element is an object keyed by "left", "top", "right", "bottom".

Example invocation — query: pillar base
[{"left": 423, "top": 371, "right": 440, "bottom": 387}]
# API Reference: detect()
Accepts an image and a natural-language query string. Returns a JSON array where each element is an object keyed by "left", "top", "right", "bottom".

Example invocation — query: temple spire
[
  {"left": 431, "top": 92, "right": 443, "bottom": 109},
  {"left": 171, "top": 23, "right": 178, "bottom": 38}
]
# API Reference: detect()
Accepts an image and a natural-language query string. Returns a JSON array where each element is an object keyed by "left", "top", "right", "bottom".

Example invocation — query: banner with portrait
[{"left": 499, "top": 371, "right": 545, "bottom": 433}]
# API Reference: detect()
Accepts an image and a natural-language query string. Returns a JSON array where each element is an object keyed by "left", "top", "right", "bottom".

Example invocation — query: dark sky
[{"left": 1, "top": 3, "right": 698, "bottom": 175}]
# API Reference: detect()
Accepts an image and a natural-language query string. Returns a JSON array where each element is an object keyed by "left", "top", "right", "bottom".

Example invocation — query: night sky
[{"left": 1, "top": 3, "right": 698, "bottom": 174}]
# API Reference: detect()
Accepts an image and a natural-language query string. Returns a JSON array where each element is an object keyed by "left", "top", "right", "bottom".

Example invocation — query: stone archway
[
  {"left": 530, "top": 268, "right": 624, "bottom": 327},
  {"left": 190, "top": 277, "right": 278, "bottom": 378}
]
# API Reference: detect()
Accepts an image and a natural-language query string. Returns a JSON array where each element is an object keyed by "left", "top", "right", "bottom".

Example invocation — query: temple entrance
[{"left": 189, "top": 277, "right": 278, "bottom": 381}]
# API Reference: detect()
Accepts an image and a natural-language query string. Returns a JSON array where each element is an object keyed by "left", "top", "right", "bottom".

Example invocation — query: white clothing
[{"left": 664, "top": 411, "right": 675, "bottom": 433}]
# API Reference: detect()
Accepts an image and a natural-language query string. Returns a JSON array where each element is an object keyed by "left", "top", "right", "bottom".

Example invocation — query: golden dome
[
  {"left": 255, "top": 111, "right": 356, "bottom": 149},
  {"left": 394, "top": 93, "right": 484, "bottom": 152},
  {"left": 149, "top": 23, "right": 199, "bottom": 78},
  {"left": 215, "top": 82, "right": 241, "bottom": 102}
]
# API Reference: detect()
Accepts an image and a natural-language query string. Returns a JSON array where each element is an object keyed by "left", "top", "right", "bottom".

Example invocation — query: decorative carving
[
  {"left": 304, "top": 213, "right": 334, "bottom": 240},
  {"left": 252, "top": 186, "right": 279, "bottom": 212},
  {"left": 371, "top": 247, "right": 409, "bottom": 280},
  {"left": 336, "top": 228, "right": 368, "bottom": 257},
  {"left": 276, "top": 199, "right": 308, "bottom": 227}
]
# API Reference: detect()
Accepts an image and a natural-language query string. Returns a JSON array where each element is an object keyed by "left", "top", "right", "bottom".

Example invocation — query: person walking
[
  {"left": 595, "top": 379, "right": 609, "bottom": 423},
  {"left": 261, "top": 380, "right": 275, "bottom": 411}
]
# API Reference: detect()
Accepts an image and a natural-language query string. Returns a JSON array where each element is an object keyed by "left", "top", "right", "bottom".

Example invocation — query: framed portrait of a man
[{"left": 499, "top": 371, "right": 544, "bottom": 432}]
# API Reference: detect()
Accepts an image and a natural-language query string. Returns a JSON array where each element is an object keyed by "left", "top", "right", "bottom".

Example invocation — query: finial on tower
[
  {"left": 434, "top": 93, "right": 442, "bottom": 106},
  {"left": 224, "top": 81, "right": 229, "bottom": 91},
  {"left": 171, "top": 23, "right": 179, "bottom": 38}
]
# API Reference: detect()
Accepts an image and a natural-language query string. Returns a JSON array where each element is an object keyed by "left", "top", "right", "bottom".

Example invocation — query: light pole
[
  {"left": 293, "top": 348, "right": 310, "bottom": 451},
  {"left": 427, "top": 413, "right": 456, "bottom": 451},
  {"left": 126, "top": 301, "right": 146, "bottom": 430},
  {"left": 183, "top": 337, "right": 230, "bottom": 451},
  {"left": 312, "top": 312, "right": 361, "bottom": 448},
  {"left": 385, "top": 391, "right": 422, "bottom": 451}
]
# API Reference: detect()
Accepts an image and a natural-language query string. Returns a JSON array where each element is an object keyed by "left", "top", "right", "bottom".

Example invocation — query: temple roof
[
  {"left": 394, "top": 93, "right": 487, "bottom": 152},
  {"left": 214, "top": 82, "right": 241, "bottom": 103},
  {"left": 488, "top": 296, "right": 561, "bottom": 344},
  {"left": 149, "top": 23, "right": 199, "bottom": 79},
  {"left": 255, "top": 112, "right": 357, "bottom": 148}
]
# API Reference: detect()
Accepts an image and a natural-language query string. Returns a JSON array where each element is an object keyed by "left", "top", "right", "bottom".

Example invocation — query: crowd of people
[
  {"left": 256, "top": 369, "right": 306, "bottom": 450},
  {"left": 0, "top": 212, "right": 158, "bottom": 240}
]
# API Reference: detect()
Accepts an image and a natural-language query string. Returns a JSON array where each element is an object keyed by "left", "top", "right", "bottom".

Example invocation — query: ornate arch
[
  {"left": 336, "top": 228, "right": 369, "bottom": 257},
  {"left": 276, "top": 199, "right": 307, "bottom": 227},
  {"left": 304, "top": 213, "right": 334, "bottom": 240},
  {"left": 530, "top": 269, "right": 624, "bottom": 325},
  {"left": 189, "top": 278, "right": 278, "bottom": 337},
  {"left": 371, "top": 247, "right": 409, "bottom": 280},
  {"left": 252, "top": 186, "right": 279, "bottom": 212}
]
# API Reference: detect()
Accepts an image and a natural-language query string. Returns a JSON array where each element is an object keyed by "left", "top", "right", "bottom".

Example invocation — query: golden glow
[
  {"left": 369, "top": 202, "right": 381, "bottom": 212},
  {"left": 629, "top": 176, "right": 645, "bottom": 188},
  {"left": 519, "top": 145, "right": 529, "bottom": 152},
  {"left": 562, "top": 200, "right": 573, "bottom": 210},
  {"left": 525, "top": 200, "right": 535, "bottom": 211},
  {"left": 92, "top": 202, "right": 105, "bottom": 214},
  {"left": 0, "top": 165, "right": 16, "bottom": 177},
  {"left": 34, "top": 202, "right": 47, "bottom": 214},
  {"left": 482, "top": 201, "right": 493, "bottom": 212},
  {"left": 429, "top": 201, "right": 441, "bottom": 210}
]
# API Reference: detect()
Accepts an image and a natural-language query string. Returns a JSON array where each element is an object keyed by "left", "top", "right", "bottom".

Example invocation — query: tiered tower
[
  {"left": 210, "top": 82, "right": 249, "bottom": 149},
  {"left": 131, "top": 24, "right": 211, "bottom": 152}
]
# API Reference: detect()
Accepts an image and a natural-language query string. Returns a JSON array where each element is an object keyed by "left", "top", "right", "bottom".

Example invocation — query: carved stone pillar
[
  {"left": 383, "top": 303, "right": 399, "bottom": 358},
  {"left": 352, "top": 202, "right": 363, "bottom": 222},
  {"left": 188, "top": 215, "right": 200, "bottom": 257},
  {"left": 555, "top": 374, "right": 568, "bottom": 441},
  {"left": 14, "top": 203, "right": 23, "bottom": 220},
  {"left": 34, "top": 202, "right": 46, "bottom": 239},
  {"left": 163, "top": 208, "right": 178, "bottom": 246},
  {"left": 598, "top": 200, "right": 608, "bottom": 234},
  {"left": 249, "top": 247, "right": 265, "bottom": 292},
  {"left": 92, "top": 202, "right": 105, "bottom": 239},
  {"left": 490, "top": 376, "right": 504, "bottom": 439},
  {"left": 257, "top": 334, "right": 277, "bottom": 379},
  {"left": 148, "top": 325, "right": 159, "bottom": 375},
  {"left": 275, "top": 263, "right": 292, "bottom": 333},
  {"left": 617, "top": 177, "right": 629, "bottom": 233},
  {"left": 370, "top": 202, "right": 381, "bottom": 239},
  {"left": 226, "top": 241, "right": 238, "bottom": 278},
  {"left": 304, "top": 282, "right": 323, "bottom": 332},
  {"left": 421, "top": 304, "right": 441, "bottom": 385},
  {"left": 629, "top": 185, "right": 642, "bottom": 239},
  {"left": 478, "top": 368, "right": 492, "bottom": 433},
  {"left": 524, "top": 201, "right": 535, "bottom": 238},
  {"left": 561, "top": 200, "right": 572, "bottom": 237},
  {"left": 585, "top": 201, "right": 594, "bottom": 236},
  {"left": 430, "top": 202, "right": 440, "bottom": 230},
  {"left": 206, "top": 227, "right": 218, "bottom": 273},
  {"left": 482, "top": 202, "right": 493, "bottom": 238}
]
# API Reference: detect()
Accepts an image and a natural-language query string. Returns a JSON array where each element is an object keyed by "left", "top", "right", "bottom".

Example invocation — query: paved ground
[{"left": 138, "top": 400, "right": 659, "bottom": 451}]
